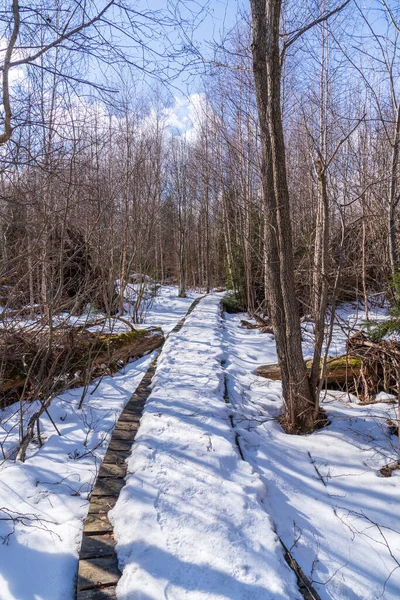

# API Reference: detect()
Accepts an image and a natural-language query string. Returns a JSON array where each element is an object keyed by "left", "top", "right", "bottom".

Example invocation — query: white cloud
[{"left": 160, "top": 93, "right": 207, "bottom": 142}]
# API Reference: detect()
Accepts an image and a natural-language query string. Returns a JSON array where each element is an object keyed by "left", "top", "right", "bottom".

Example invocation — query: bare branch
[
  {"left": 6, "top": 1, "right": 115, "bottom": 71},
  {"left": 282, "top": 0, "right": 351, "bottom": 58}
]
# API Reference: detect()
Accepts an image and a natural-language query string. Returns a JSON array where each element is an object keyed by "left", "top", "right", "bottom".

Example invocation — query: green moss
[
  {"left": 221, "top": 291, "right": 246, "bottom": 314},
  {"left": 305, "top": 355, "right": 362, "bottom": 370},
  {"left": 102, "top": 328, "right": 147, "bottom": 347},
  {"left": 326, "top": 356, "right": 362, "bottom": 369}
]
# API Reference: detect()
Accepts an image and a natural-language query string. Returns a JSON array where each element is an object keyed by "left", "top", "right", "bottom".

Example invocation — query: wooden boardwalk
[
  {"left": 75, "top": 294, "right": 320, "bottom": 600},
  {"left": 75, "top": 296, "right": 203, "bottom": 600}
]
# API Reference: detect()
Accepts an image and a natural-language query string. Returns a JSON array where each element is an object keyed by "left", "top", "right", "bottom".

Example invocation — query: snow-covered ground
[
  {"left": 0, "top": 284, "right": 199, "bottom": 336},
  {"left": 301, "top": 301, "right": 389, "bottom": 358},
  {"left": 0, "top": 355, "right": 154, "bottom": 600},
  {"left": 0, "top": 286, "right": 198, "bottom": 600},
  {"left": 130, "top": 286, "right": 201, "bottom": 334},
  {"left": 111, "top": 293, "right": 301, "bottom": 599},
  {"left": 223, "top": 310, "right": 400, "bottom": 600},
  {"left": 1, "top": 290, "right": 399, "bottom": 600}
]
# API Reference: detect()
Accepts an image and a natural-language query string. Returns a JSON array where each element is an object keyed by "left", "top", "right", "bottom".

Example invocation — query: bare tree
[{"left": 249, "top": 0, "right": 349, "bottom": 431}]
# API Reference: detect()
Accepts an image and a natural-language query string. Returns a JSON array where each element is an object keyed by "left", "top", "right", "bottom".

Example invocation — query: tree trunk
[
  {"left": 250, "top": 0, "right": 315, "bottom": 430},
  {"left": 178, "top": 220, "right": 186, "bottom": 298},
  {"left": 388, "top": 102, "right": 400, "bottom": 283},
  {"left": 310, "top": 160, "right": 329, "bottom": 395}
]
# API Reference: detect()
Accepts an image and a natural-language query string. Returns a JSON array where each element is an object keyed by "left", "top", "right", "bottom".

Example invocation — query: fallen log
[
  {"left": 258, "top": 331, "right": 400, "bottom": 404},
  {"left": 259, "top": 325, "right": 274, "bottom": 334},
  {"left": 254, "top": 313, "right": 271, "bottom": 328},
  {"left": 257, "top": 355, "right": 362, "bottom": 385},
  {"left": 0, "top": 327, "right": 164, "bottom": 408},
  {"left": 379, "top": 461, "right": 400, "bottom": 477},
  {"left": 257, "top": 363, "right": 282, "bottom": 380},
  {"left": 240, "top": 320, "right": 258, "bottom": 330},
  {"left": 242, "top": 314, "right": 274, "bottom": 334}
]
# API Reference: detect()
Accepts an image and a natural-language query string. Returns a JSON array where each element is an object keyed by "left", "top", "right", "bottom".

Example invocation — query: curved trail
[{"left": 75, "top": 296, "right": 204, "bottom": 600}]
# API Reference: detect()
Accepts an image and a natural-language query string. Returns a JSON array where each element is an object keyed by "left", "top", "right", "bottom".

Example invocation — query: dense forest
[
  {"left": 0, "top": 3, "right": 400, "bottom": 599},
  {"left": 2, "top": 1, "right": 399, "bottom": 306},
  {"left": 2, "top": 0, "right": 400, "bottom": 427}
]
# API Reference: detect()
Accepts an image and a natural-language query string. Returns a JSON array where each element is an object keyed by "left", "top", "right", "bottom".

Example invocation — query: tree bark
[
  {"left": 250, "top": 0, "right": 315, "bottom": 430},
  {"left": 310, "top": 160, "right": 329, "bottom": 394},
  {"left": 388, "top": 102, "right": 400, "bottom": 283},
  {"left": 0, "top": 0, "right": 20, "bottom": 146}
]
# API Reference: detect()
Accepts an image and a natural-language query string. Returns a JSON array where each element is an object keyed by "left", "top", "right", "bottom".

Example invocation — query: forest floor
[
  {"left": 0, "top": 287, "right": 198, "bottom": 600},
  {"left": 0, "top": 289, "right": 399, "bottom": 599},
  {"left": 224, "top": 307, "right": 399, "bottom": 600}
]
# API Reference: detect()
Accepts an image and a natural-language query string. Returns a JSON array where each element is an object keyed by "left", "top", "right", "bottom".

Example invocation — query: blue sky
[
  {"left": 109, "top": 0, "right": 240, "bottom": 134},
  {"left": 126, "top": 0, "right": 240, "bottom": 92},
  {"left": 1, "top": 0, "right": 241, "bottom": 141}
]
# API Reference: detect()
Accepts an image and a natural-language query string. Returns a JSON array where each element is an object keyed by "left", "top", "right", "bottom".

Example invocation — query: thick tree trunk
[{"left": 250, "top": 0, "right": 315, "bottom": 430}]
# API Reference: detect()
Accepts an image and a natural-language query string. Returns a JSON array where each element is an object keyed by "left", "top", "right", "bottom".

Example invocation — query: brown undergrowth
[
  {"left": 279, "top": 408, "right": 331, "bottom": 435},
  {"left": 0, "top": 324, "right": 164, "bottom": 408}
]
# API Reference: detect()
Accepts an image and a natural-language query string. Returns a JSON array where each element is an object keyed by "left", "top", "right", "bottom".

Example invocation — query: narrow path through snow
[
  {"left": 110, "top": 294, "right": 301, "bottom": 600},
  {"left": 76, "top": 296, "right": 204, "bottom": 599}
]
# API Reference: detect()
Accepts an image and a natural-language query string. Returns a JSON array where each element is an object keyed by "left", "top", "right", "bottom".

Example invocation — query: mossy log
[
  {"left": 91, "top": 327, "right": 164, "bottom": 368},
  {"left": 0, "top": 326, "right": 164, "bottom": 407},
  {"left": 257, "top": 355, "right": 362, "bottom": 385}
]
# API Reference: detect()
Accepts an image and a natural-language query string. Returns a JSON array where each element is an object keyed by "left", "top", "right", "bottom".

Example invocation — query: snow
[
  {"left": 130, "top": 286, "right": 201, "bottom": 334},
  {"left": 0, "top": 354, "right": 154, "bottom": 600},
  {"left": 301, "top": 302, "right": 390, "bottom": 359},
  {"left": 110, "top": 293, "right": 301, "bottom": 600},
  {"left": 223, "top": 311, "right": 400, "bottom": 600},
  {"left": 0, "top": 285, "right": 199, "bottom": 336},
  {"left": 1, "top": 289, "right": 399, "bottom": 599},
  {"left": 0, "top": 285, "right": 198, "bottom": 600}
]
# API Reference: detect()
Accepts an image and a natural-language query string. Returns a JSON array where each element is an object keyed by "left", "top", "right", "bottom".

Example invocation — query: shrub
[{"left": 221, "top": 291, "right": 246, "bottom": 314}]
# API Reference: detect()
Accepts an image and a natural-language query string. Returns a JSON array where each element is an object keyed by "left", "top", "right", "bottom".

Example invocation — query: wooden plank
[
  {"left": 117, "top": 412, "right": 141, "bottom": 423},
  {"left": 83, "top": 514, "right": 113, "bottom": 534},
  {"left": 88, "top": 496, "right": 116, "bottom": 514},
  {"left": 77, "top": 587, "right": 117, "bottom": 600},
  {"left": 111, "top": 428, "right": 136, "bottom": 442},
  {"left": 120, "top": 406, "right": 144, "bottom": 415},
  {"left": 112, "top": 421, "right": 135, "bottom": 431},
  {"left": 77, "top": 557, "right": 121, "bottom": 591},
  {"left": 91, "top": 478, "right": 125, "bottom": 497},
  {"left": 102, "top": 449, "right": 129, "bottom": 465},
  {"left": 98, "top": 462, "right": 127, "bottom": 478},
  {"left": 119, "top": 409, "right": 143, "bottom": 420},
  {"left": 107, "top": 439, "right": 132, "bottom": 452},
  {"left": 126, "top": 397, "right": 146, "bottom": 406},
  {"left": 80, "top": 534, "right": 115, "bottom": 559}
]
